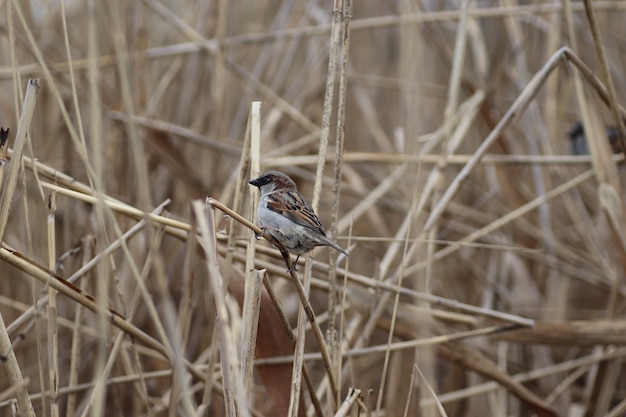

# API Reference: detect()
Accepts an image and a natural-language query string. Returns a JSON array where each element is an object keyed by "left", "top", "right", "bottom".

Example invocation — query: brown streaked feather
[{"left": 266, "top": 189, "right": 327, "bottom": 235}]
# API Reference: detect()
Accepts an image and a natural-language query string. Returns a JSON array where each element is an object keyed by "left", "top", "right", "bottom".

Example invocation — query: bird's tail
[{"left": 322, "top": 236, "right": 351, "bottom": 258}]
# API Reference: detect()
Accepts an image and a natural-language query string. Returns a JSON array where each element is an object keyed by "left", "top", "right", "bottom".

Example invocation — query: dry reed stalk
[
  {"left": 40, "top": 183, "right": 190, "bottom": 232},
  {"left": 65, "top": 237, "right": 91, "bottom": 416},
  {"left": 239, "top": 268, "right": 263, "bottom": 393},
  {"left": 241, "top": 101, "right": 262, "bottom": 400},
  {"left": 265, "top": 151, "right": 623, "bottom": 166},
  {"left": 193, "top": 209, "right": 218, "bottom": 417},
  {"left": 327, "top": 1, "right": 353, "bottom": 407},
  {"left": 46, "top": 192, "right": 59, "bottom": 417}
]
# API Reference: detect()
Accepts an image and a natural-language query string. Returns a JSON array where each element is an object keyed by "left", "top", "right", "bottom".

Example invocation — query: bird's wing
[{"left": 266, "top": 190, "right": 327, "bottom": 235}]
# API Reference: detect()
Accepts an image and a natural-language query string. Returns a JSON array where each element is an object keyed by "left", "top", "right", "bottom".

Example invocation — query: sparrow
[{"left": 249, "top": 171, "right": 350, "bottom": 269}]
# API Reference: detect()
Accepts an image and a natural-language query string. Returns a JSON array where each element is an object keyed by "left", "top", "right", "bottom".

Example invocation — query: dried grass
[{"left": 1, "top": 1, "right": 626, "bottom": 416}]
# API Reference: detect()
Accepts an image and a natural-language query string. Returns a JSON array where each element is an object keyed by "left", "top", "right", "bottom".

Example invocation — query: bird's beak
[{"left": 249, "top": 177, "right": 261, "bottom": 187}]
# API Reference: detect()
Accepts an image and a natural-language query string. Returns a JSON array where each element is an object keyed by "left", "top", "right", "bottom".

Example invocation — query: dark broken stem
[
  {"left": 0, "top": 127, "right": 9, "bottom": 147},
  {"left": 0, "top": 127, "right": 9, "bottom": 164},
  {"left": 207, "top": 197, "right": 341, "bottom": 405}
]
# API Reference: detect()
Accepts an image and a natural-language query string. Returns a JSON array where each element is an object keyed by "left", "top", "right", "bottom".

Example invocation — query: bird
[
  {"left": 567, "top": 121, "right": 624, "bottom": 155},
  {"left": 249, "top": 171, "right": 350, "bottom": 270}
]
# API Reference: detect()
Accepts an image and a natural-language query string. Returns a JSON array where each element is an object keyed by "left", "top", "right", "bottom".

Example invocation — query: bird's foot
[{"left": 287, "top": 255, "right": 300, "bottom": 273}]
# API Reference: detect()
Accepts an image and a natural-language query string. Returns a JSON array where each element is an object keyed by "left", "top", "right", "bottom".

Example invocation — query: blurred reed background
[{"left": 1, "top": 1, "right": 626, "bottom": 416}]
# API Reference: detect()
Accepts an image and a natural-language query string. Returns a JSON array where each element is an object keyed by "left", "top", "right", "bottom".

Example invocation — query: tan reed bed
[{"left": 1, "top": 1, "right": 626, "bottom": 417}]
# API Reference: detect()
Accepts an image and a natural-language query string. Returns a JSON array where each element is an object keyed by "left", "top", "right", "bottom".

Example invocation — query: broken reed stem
[
  {"left": 0, "top": 79, "right": 38, "bottom": 417},
  {"left": 193, "top": 200, "right": 251, "bottom": 417},
  {"left": 0, "top": 78, "right": 39, "bottom": 241},
  {"left": 334, "top": 388, "right": 362, "bottom": 417}
]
